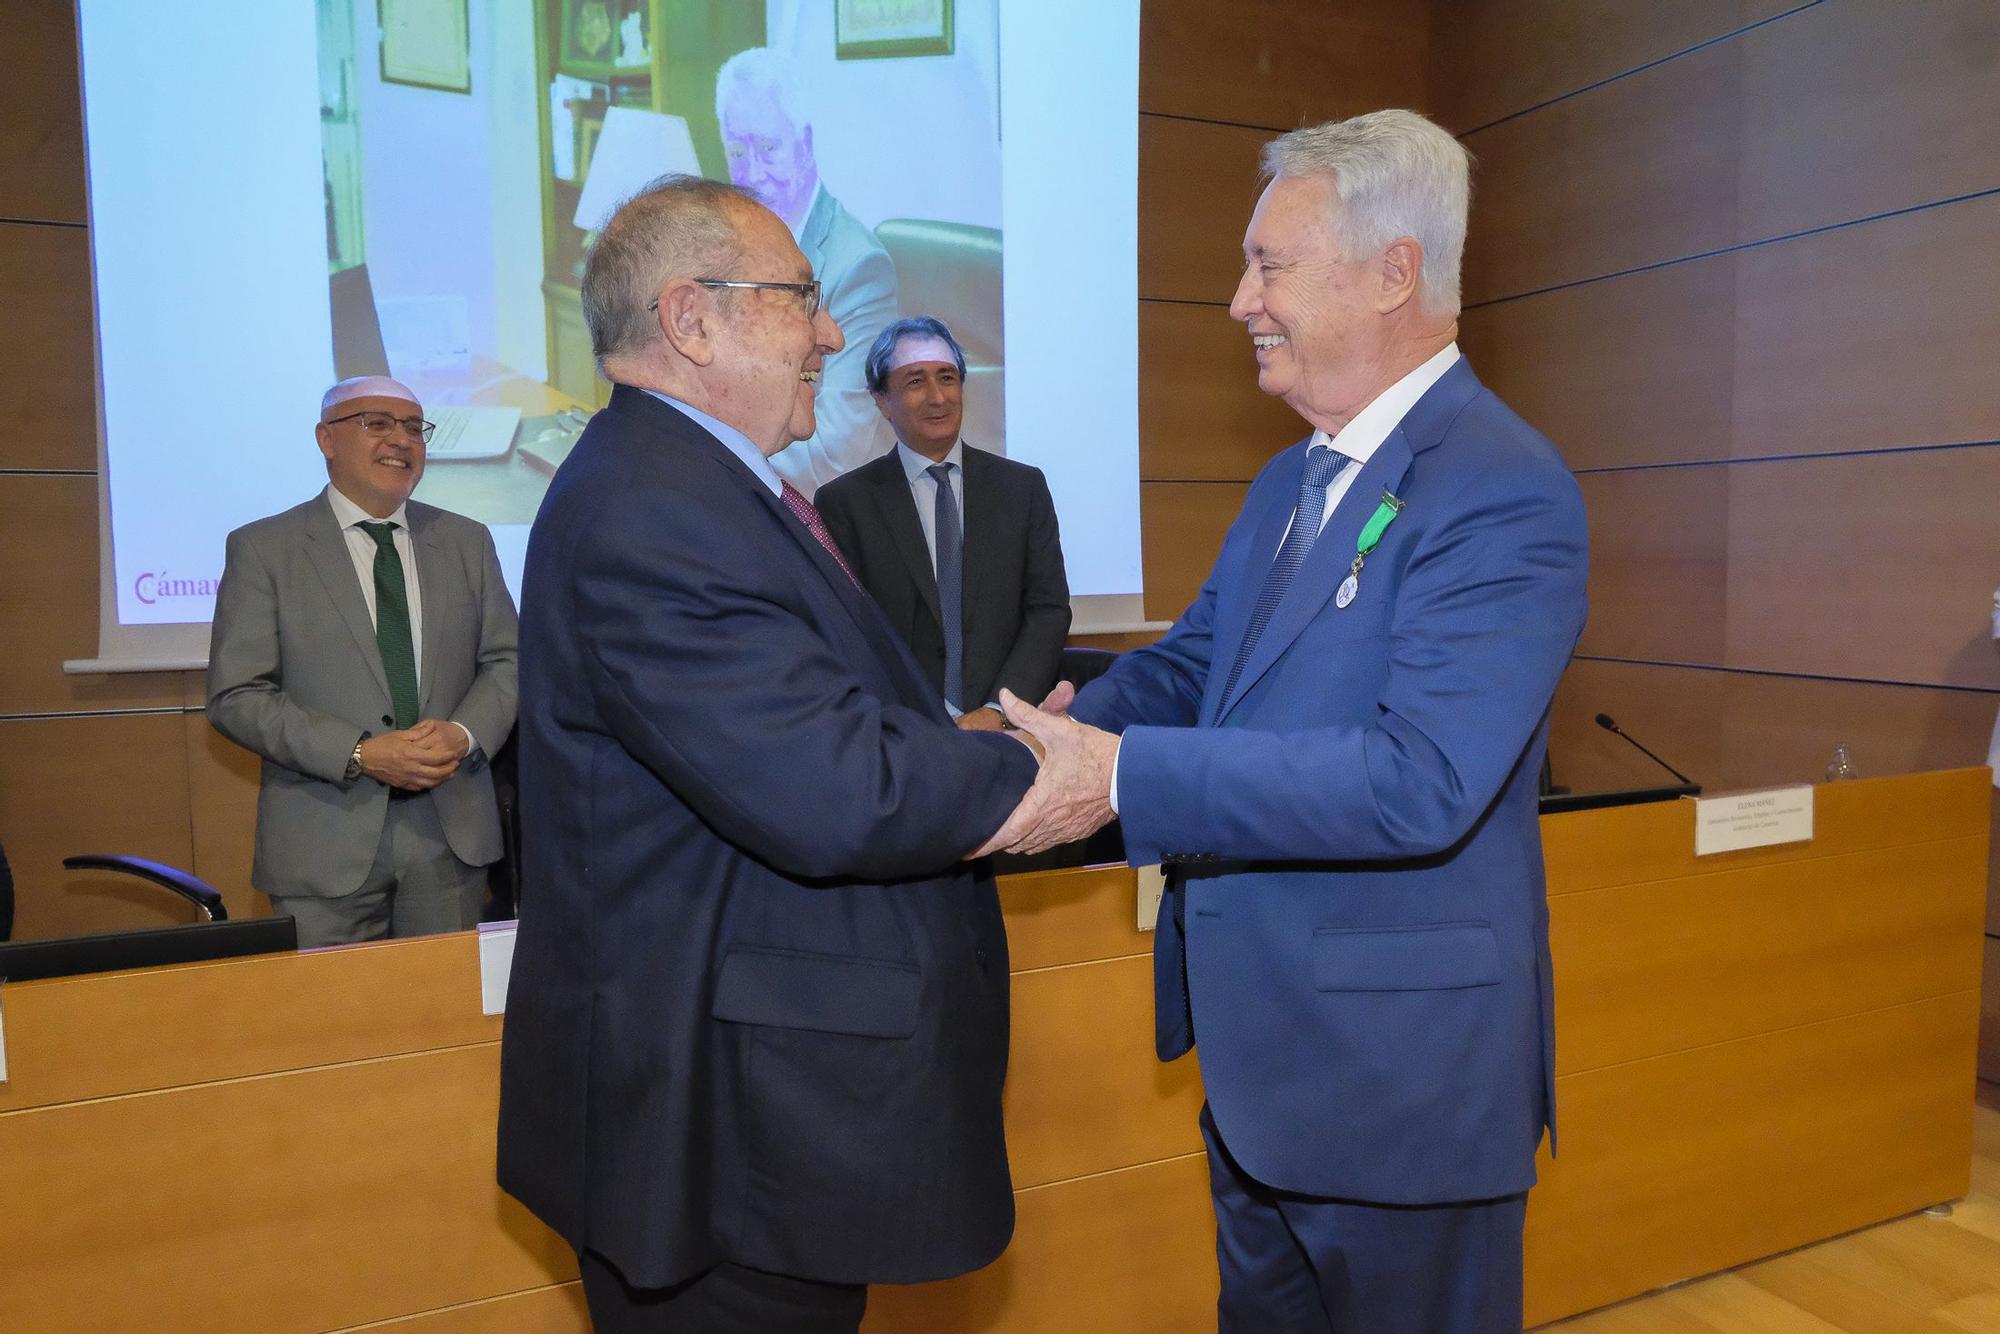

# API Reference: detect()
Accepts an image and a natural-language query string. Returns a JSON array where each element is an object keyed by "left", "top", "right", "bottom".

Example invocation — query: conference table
[{"left": 0, "top": 768, "right": 1986, "bottom": 1331}]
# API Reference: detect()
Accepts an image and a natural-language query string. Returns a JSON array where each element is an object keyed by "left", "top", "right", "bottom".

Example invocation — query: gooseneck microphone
[{"left": 1594, "top": 713, "right": 1696, "bottom": 786}]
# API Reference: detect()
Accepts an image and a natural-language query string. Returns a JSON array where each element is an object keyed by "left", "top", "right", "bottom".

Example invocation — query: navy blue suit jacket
[
  {"left": 1071, "top": 359, "right": 1588, "bottom": 1205},
  {"left": 496, "top": 386, "right": 1037, "bottom": 1288}
]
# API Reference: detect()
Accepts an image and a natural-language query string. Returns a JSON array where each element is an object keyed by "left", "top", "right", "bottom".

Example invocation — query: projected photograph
[{"left": 318, "top": 0, "right": 1004, "bottom": 525}]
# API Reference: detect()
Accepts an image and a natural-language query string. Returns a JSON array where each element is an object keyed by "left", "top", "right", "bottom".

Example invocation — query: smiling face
[
  {"left": 316, "top": 394, "right": 425, "bottom": 516},
  {"left": 718, "top": 84, "right": 817, "bottom": 230},
  {"left": 871, "top": 335, "right": 963, "bottom": 461},
  {"left": 1227, "top": 173, "right": 1388, "bottom": 433},
  {"left": 703, "top": 204, "right": 844, "bottom": 455}
]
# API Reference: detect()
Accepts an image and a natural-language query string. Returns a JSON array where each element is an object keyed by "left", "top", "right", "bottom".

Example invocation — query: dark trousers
[
  {"left": 577, "top": 1249, "right": 867, "bottom": 1334},
  {"left": 1201, "top": 1105, "right": 1528, "bottom": 1334}
]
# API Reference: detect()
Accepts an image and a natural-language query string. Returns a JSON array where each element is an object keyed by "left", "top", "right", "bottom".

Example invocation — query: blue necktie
[
  {"left": 927, "top": 463, "right": 965, "bottom": 711},
  {"left": 1217, "top": 446, "right": 1349, "bottom": 714}
]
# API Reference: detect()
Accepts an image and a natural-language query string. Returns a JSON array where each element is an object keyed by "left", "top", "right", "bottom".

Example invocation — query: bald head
[{"left": 580, "top": 174, "right": 758, "bottom": 369}]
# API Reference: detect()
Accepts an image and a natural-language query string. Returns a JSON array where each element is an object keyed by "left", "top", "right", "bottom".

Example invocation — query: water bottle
[{"left": 1825, "top": 744, "right": 1858, "bottom": 782}]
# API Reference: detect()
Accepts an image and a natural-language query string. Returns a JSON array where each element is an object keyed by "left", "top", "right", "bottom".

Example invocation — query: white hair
[
  {"left": 1262, "top": 109, "right": 1472, "bottom": 318},
  {"left": 714, "top": 46, "right": 807, "bottom": 133}
]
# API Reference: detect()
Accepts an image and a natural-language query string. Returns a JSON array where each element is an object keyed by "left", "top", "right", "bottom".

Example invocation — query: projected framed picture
[
  {"left": 836, "top": 0, "right": 954, "bottom": 59},
  {"left": 559, "top": 0, "right": 653, "bottom": 81},
  {"left": 378, "top": 0, "right": 471, "bottom": 94}
]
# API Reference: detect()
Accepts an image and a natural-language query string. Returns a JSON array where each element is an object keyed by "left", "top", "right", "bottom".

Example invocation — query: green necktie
[{"left": 358, "top": 521, "right": 420, "bottom": 730}]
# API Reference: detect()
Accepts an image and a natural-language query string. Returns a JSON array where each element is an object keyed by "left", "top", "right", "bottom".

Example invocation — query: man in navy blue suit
[
  {"left": 983, "top": 111, "right": 1589, "bottom": 1331},
  {"left": 496, "top": 175, "right": 1041, "bottom": 1333}
]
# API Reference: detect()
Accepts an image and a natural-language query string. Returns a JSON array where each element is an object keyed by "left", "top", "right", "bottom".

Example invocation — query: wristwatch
[{"left": 344, "top": 733, "right": 370, "bottom": 783}]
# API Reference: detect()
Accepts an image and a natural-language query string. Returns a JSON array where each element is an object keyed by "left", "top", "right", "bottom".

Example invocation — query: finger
[
  {"left": 969, "top": 791, "right": 1041, "bottom": 859},
  {"left": 999, "top": 689, "right": 1062, "bottom": 740},
  {"left": 1039, "top": 681, "right": 1076, "bottom": 715}
]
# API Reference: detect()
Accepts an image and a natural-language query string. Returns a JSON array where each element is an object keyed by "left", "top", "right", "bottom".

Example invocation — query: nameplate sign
[
  {"left": 1136, "top": 865, "right": 1165, "bottom": 932},
  {"left": 477, "top": 920, "right": 518, "bottom": 1016},
  {"left": 1695, "top": 785, "right": 1815, "bottom": 856},
  {"left": 0, "top": 985, "right": 9, "bottom": 1084}
]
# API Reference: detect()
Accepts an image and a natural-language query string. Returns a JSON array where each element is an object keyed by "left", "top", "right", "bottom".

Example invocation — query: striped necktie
[
  {"left": 1216, "top": 446, "right": 1349, "bottom": 715},
  {"left": 926, "top": 462, "right": 965, "bottom": 711},
  {"left": 357, "top": 521, "right": 420, "bottom": 729}
]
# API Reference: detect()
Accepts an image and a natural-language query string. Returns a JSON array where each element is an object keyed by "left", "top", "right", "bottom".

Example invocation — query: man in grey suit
[
  {"left": 207, "top": 376, "right": 519, "bottom": 948},
  {"left": 717, "top": 46, "right": 897, "bottom": 494}
]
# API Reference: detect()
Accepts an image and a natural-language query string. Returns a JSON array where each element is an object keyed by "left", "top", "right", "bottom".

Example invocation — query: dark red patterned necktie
[{"left": 780, "top": 482, "right": 861, "bottom": 588}]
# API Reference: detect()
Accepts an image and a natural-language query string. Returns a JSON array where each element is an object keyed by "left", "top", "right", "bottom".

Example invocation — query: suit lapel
[
  {"left": 1201, "top": 440, "right": 1309, "bottom": 726},
  {"left": 959, "top": 448, "right": 997, "bottom": 619},
  {"left": 410, "top": 507, "right": 445, "bottom": 713},
  {"left": 1213, "top": 431, "right": 1416, "bottom": 728},
  {"left": 301, "top": 500, "right": 392, "bottom": 705},
  {"left": 873, "top": 458, "right": 941, "bottom": 628}
]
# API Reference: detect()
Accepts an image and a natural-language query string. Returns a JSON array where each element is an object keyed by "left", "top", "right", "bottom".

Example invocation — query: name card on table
[
  {"left": 1695, "top": 785, "right": 1815, "bottom": 856},
  {"left": 477, "top": 920, "right": 518, "bottom": 1016},
  {"left": 0, "top": 985, "right": 9, "bottom": 1084},
  {"left": 1136, "top": 866, "right": 1165, "bottom": 932}
]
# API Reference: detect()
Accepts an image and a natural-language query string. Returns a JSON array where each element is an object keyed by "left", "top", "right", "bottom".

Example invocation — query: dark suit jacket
[
  {"left": 818, "top": 444, "right": 1070, "bottom": 711},
  {"left": 1071, "top": 358, "right": 1589, "bottom": 1205},
  {"left": 495, "top": 387, "right": 1038, "bottom": 1289}
]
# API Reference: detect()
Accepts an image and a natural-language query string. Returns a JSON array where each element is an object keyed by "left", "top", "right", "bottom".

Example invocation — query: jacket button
[
  {"left": 381, "top": 714, "right": 395, "bottom": 727},
  {"left": 975, "top": 947, "right": 989, "bottom": 967}
]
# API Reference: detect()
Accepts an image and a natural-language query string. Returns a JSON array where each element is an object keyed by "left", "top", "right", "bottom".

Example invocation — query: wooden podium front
[{"left": 0, "top": 769, "right": 1985, "bottom": 1331}]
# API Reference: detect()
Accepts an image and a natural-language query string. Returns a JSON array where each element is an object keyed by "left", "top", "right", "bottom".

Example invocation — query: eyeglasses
[
  {"left": 325, "top": 410, "right": 436, "bottom": 443},
  {"left": 648, "top": 279, "right": 822, "bottom": 319}
]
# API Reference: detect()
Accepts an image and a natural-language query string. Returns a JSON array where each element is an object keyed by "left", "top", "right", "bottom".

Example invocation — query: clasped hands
[
  {"left": 356, "top": 719, "right": 468, "bottom": 791},
  {"left": 971, "top": 682, "right": 1120, "bottom": 858}
]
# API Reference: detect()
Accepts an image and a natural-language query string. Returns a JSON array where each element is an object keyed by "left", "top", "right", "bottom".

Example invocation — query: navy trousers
[{"left": 1201, "top": 1105, "right": 1528, "bottom": 1333}]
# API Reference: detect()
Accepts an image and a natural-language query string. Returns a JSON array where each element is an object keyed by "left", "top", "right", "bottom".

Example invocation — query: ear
[
  {"left": 800, "top": 123, "right": 815, "bottom": 163},
  {"left": 1377, "top": 236, "right": 1424, "bottom": 314},
  {"left": 870, "top": 388, "right": 894, "bottom": 422},
  {"left": 656, "top": 279, "right": 717, "bottom": 367},
  {"left": 314, "top": 422, "right": 336, "bottom": 460}
]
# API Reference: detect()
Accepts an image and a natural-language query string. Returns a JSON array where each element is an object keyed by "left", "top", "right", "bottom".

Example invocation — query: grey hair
[
  {"left": 1261, "top": 109, "right": 1472, "bottom": 318},
  {"left": 715, "top": 46, "right": 807, "bottom": 133},
  {"left": 581, "top": 174, "right": 754, "bottom": 366},
  {"left": 864, "top": 317, "right": 968, "bottom": 393}
]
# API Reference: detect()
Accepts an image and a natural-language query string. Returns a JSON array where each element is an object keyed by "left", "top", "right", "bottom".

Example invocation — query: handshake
[{"left": 970, "top": 683, "right": 1121, "bottom": 858}]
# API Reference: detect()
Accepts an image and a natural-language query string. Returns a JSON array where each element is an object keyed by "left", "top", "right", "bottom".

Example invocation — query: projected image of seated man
[
  {"left": 206, "top": 377, "right": 519, "bottom": 949},
  {"left": 819, "top": 317, "right": 1070, "bottom": 731},
  {"left": 716, "top": 46, "right": 899, "bottom": 494}
]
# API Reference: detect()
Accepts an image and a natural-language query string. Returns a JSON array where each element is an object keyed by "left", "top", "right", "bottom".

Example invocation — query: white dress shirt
[
  {"left": 1109, "top": 343, "right": 1463, "bottom": 816},
  {"left": 324, "top": 485, "right": 476, "bottom": 754}
]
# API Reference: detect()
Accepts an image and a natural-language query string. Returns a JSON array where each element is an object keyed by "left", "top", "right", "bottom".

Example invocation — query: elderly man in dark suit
[
  {"left": 496, "top": 176, "right": 1047, "bottom": 1333},
  {"left": 206, "top": 376, "right": 518, "bottom": 948},
  {"left": 817, "top": 317, "right": 1071, "bottom": 731}
]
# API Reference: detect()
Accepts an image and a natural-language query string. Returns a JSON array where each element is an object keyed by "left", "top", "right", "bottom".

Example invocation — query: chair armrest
[{"left": 62, "top": 856, "right": 228, "bottom": 922}]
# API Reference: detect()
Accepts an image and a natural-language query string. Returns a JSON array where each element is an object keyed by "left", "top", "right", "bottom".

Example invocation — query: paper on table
[{"left": 477, "top": 920, "right": 518, "bottom": 1016}]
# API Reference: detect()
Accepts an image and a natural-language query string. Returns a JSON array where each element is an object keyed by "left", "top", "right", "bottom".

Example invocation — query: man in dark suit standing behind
[
  {"left": 818, "top": 317, "right": 1070, "bottom": 730},
  {"left": 496, "top": 177, "right": 1042, "bottom": 1333}
]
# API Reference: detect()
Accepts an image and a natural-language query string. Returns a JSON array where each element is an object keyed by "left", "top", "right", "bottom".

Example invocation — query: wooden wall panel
[
  {"left": 1462, "top": 0, "right": 2000, "bottom": 303},
  {"left": 1138, "top": 117, "right": 1268, "bottom": 305},
  {"left": 1005, "top": 955, "right": 1205, "bottom": 1189},
  {"left": 1723, "top": 448, "right": 2000, "bottom": 689},
  {"left": 0, "top": 1043, "right": 576, "bottom": 1334},
  {"left": 1139, "top": 300, "right": 1303, "bottom": 482},
  {"left": 864, "top": 1154, "right": 1217, "bottom": 1334},
  {"left": 1430, "top": 0, "right": 1807, "bottom": 132},
  {"left": 1458, "top": 254, "right": 1737, "bottom": 472},
  {"left": 0, "top": 222, "right": 99, "bottom": 471},
  {"left": 1573, "top": 466, "right": 1730, "bottom": 665},
  {"left": 1462, "top": 192, "right": 2000, "bottom": 472},
  {"left": 0, "top": 3, "right": 86, "bottom": 224},
  {"left": 0, "top": 712, "right": 198, "bottom": 942},
  {"left": 1523, "top": 992, "right": 1977, "bottom": 1326},
  {"left": 1551, "top": 660, "right": 2000, "bottom": 796},
  {"left": 1552, "top": 837, "right": 1986, "bottom": 1075},
  {"left": 1140, "top": 481, "right": 1245, "bottom": 622},
  {"left": 0, "top": 476, "right": 182, "bottom": 714},
  {"left": 342, "top": 1284, "right": 586, "bottom": 1333},
  {"left": 1141, "top": 0, "right": 1429, "bottom": 130},
  {"left": 998, "top": 864, "right": 1148, "bottom": 974}
]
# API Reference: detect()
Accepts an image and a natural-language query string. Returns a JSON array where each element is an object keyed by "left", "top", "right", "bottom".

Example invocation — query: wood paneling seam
[
  {"left": 1011, "top": 950, "right": 1153, "bottom": 978},
  {"left": 1570, "top": 654, "right": 2000, "bottom": 696},
  {"left": 1574, "top": 438, "right": 2000, "bottom": 477},
  {"left": 1014, "top": 1148, "right": 1208, "bottom": 1196},
  {"left": 325, "top": 1282, "right": 583, "bottom": 1332},
  {"left": 0, "top": 705, "right": 204, "bottom": 722},
  {"left": 1552, "top": 987, "right": 1982, "bottom": 1083},
  {"left": 1547, "top": 832, "right": 1987, "bottom": 900}
]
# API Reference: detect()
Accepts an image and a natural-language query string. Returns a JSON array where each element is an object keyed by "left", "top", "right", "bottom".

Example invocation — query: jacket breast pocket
[
  {"left": 711, "top": 945, "right": 922, "bottom": 1038},
  {"left": 1311, "top": 922, "right": 1502, "bottom": 992}
]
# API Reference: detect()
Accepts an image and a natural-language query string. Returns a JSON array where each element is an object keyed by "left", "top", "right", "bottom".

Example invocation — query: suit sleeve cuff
[
  {"left": 451, "top": 721, "right": 478, "bottom": 757},
  {"left": 1109, "top": 736, "right": 1122, "bottom": 817}
]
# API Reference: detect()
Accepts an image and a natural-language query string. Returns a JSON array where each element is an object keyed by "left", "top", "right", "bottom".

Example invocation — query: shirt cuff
[
  {"left": 1109, "top": 737, "right": 1122, "bottom": 817},
  {"left": 451, "top": 721, "right": 478, "bottom": 757}
]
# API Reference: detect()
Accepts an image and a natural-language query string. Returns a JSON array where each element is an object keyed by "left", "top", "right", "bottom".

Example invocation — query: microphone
[{"left": 1594, "top": 713, "right": 1696, "bottom": 786}]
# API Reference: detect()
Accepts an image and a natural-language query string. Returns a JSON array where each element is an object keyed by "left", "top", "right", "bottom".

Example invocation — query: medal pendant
[{"left": 1335, "top": 573, "right": 1359, "bottom": 609}]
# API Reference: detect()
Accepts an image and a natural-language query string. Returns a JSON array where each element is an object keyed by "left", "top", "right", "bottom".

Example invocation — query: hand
[
  {"left": 955, "top": 706, "right": 1007, "bottom": 732},
  {"left": 1038, "top": 680, "right": 1076, "bottom": 718},
  {"left": 968, "top": 689, "right": 1118, "bottom": 857},
  {"left": 356, "top": 723, "right": 463, "bottom": 791}
]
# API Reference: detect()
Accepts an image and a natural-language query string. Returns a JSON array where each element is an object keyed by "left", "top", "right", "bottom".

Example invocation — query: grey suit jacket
[{"left": 207, "top": 491, "right": 519, "bottom": 898}]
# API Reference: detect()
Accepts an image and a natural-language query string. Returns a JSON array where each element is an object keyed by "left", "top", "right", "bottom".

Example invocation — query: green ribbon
[{"left": 1354, "top": 491, "right": 1405, "bottom": 559}]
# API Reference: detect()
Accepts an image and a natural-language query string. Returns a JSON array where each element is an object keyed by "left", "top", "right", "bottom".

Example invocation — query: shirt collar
[
  {"left": 325, "top": 484, "right": 410, "bottom": 532},
  {"left": 640, "top": 389, "right": 784, "bottom": 498},
  {"left": 1311, "top": 343, "right": 1461, "bottom": 462},
  {"left": 896, "top": 439, "right": 964, "bottom": 484}
]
